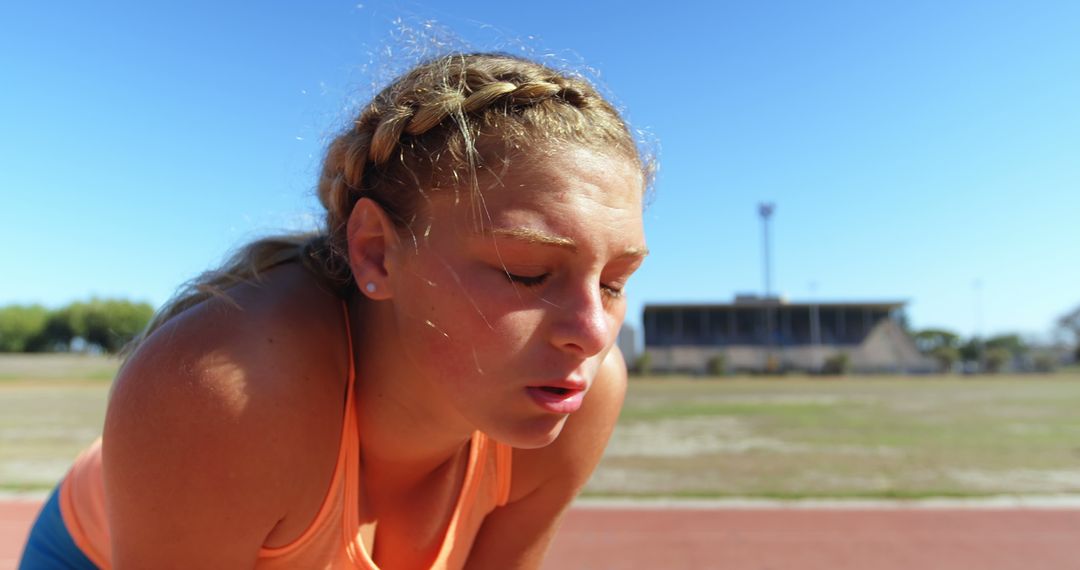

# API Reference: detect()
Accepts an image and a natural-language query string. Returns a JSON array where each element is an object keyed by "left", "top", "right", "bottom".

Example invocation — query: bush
[
  {"left": 632, "top": 352, "right": 653, "bottom": 376},
  {"left": 80, "top": 299, "right": 155, "bottom": 353},
  {"left": 930, "top": 345, "right": 960, "bottom": 373},
  {"left": 37, "top": 309, "right": 80, "bottom": 351},
  {"left": 914, "top": 329, "right": 960, "bottom": 354},
  {"left": 0, "top": 305, "right": 49, "bottom": 352},
  {"left": 822, "top": 353, "right": 850, "bottom": 376},
  {"left": 983, "top": 347, "right": 1011, "bottom": 373},
  {"left": 1032, "top": 351, "right": 1058, "bottom": 373},
  {"left": 0, "top": 299, "right": 154, "bottom": 354},
  {"left": 959, "top": 338, "right": 983, "bottom": 363},
  {"left": 706, "top": 354, "right": 726, "bottom": 376},
  {"left": 764, "top": 354, "right": 782, "bottom": 374}
]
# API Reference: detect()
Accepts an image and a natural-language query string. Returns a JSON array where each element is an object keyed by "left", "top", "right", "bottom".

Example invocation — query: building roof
[{"left": 645, "top": 299, "right": 907, "bottom": 311}]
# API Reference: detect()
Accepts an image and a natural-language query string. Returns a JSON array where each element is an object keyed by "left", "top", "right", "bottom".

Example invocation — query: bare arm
[
  {"left": 104, "top": 334, "right": 285, "bottom": 568},
  {"left": 464, "top": 346, "right": 628, "bottom": 569},
  {"left": 102, "top": 291, "right": 343, "bottom": 569}
]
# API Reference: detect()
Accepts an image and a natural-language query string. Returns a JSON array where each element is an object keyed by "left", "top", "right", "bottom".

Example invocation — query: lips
[
  {"left": 538, "top": 386, "right": 572, "bottom": 396},
  {"left": 526, "top": 381, "right": 587, "bottom": 414}
]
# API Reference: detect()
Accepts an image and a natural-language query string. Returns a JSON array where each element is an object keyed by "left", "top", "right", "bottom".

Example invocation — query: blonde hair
[{"left": 127, "top": 52, "right": 647, "bottom": 353}]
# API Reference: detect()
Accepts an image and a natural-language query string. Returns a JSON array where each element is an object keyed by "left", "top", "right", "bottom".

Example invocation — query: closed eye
[
  {"left": 601, "top": 283, "right": 625, "bottom": 299},
  {"left": 507, "top": 272, "right": 549, "bottom": 287}
]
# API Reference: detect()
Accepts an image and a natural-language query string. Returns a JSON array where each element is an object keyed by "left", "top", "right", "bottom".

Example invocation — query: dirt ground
[{"left": 4, "top": 498, "right": 1080, "bottom": 569}]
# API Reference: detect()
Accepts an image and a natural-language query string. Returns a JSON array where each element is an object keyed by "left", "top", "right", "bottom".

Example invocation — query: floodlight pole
[
  {"left": 973, "top": 278, "right": 983, "bottom": 339},
  {"left": 759, "top": 202, "right": 775, "bottom": 298},
  {"left": 759, "top": 202, "right": 776, "bottom": 370}
]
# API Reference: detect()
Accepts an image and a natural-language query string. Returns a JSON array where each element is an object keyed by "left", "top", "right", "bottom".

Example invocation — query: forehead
[{"left": 431, "top": 147, "right": 645, "bottom": 239}]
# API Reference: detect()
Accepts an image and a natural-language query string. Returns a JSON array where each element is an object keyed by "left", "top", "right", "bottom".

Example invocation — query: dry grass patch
[
  {"left": 586, "top": 374, "right": 1080, "bottom": 499},
  {"left": 4, "top": 360, "right": 1080, "bottom": 498}
]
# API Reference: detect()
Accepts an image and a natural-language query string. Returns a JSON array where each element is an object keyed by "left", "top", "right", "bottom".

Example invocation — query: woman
[{"left": 21, "top": 52, "right": 649, "bottom": 569}]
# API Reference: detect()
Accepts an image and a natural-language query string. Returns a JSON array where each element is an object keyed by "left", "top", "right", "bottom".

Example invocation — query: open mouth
[
  {"left": 526, "top": 385, "right": 586, "bottom": 413},
  {"left": 538, "top": 386, "right": 571, "bottom": 396}
]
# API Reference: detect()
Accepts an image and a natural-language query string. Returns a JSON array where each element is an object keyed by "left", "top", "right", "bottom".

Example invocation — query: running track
[{"left": 3, "top": 499, "right": 1079, "bottom": 569}]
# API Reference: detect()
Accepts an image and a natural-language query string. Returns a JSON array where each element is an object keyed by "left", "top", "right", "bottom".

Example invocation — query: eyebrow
[{"left": 484, "top": 227, "right": 649, "bottom": 259}]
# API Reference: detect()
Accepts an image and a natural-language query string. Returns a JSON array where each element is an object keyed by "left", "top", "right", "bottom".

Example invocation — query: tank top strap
[
  {"left": 257, "top": 300, "right": 364, "bottom": 564},
  {"left": 341, "top": 301, "right": 356, "bottom": 394},
  {"left": 339, "top": 300, "right": 368, "bottom": 564}
]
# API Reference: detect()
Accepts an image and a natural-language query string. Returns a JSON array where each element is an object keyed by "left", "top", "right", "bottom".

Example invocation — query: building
[
  {"left": 643, "top": 296, "right": 934, "bottom": 373},
  {"left": 616, "top": 324, "right": 637, "bottom": 365}
]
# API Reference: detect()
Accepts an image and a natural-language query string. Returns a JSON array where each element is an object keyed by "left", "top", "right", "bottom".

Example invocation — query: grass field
[
  {"left": 589, "top": 374, "right": 1080, "bottom": 499},
  {"left": 0, "top": 355, "right": 117, "bottom": 491},
  {"left": 3, "top": 354, "right": 1080, "bottom": 499}
]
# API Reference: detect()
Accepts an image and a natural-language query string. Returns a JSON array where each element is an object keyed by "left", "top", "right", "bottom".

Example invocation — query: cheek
[{"left": 393, "top": 260, "right": 537, "bottom": 377}]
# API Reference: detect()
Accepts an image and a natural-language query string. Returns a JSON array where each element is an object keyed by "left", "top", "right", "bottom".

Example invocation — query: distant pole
[
  {"left": 759, "top": 202, "right": 776, "bottom": 371},
  {"left": 809, "top": 280, "right": 821, "bottom": 371},
  {"left": 973, "top": 278, "right": 983, "bottom": 339},
  {"left": 759, "top": 202, "right": 775, "bottom": 298}
]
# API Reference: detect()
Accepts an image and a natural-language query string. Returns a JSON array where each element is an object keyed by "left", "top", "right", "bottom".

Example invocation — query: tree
[
  {"left": 34, "top": 306, "right": 85, "bottom": 351},
  {"left": 913, "top": 329, "right": 961, "bottom": 372},
  {"left": 0, "top": 305, "right": 49, "bottom": 352},
  {"left": 1058, "top": 304, "right": 1080, "bottom": 362},
  {"left": 959, "top": 338, "right": 983, "bottom": 364},
  {"left": 984, "top": 334, "right": 1026, "bottom": 356},
  {"left": 913, "top": 329, "right": 960, "bottom": 354},
  {"left": 983, "top": 347, "right": 1011, "bottom": 373},
  {"left": 1031, "top": 350, "right": 1058, "bottom": 373},
  {"left": 79, "top": 299, "right": 155, "bottom": 353},
  {"left": 984, "top": 334, "right": 1028, "bottom": 373},
  {"left": 930, "top": 346, "right": 960, "bottom": 373},
  {"left": 0, "top": 299, "right": 153, "bottom": 353}
]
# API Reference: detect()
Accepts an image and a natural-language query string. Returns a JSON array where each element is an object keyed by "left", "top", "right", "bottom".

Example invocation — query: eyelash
[
  {"left": 602, "top": 285, "right": 625, "bottom": 300},
  {"left": 507, "top": 272, "right": 549, "bottom": 288},
  {"left": 506, "top": 272, "right": 625, "bottom": 300}
]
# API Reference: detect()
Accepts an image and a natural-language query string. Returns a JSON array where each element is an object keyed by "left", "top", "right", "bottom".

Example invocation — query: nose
[{"left": 549, "top": 285, "right": 611, "bottom": 357}]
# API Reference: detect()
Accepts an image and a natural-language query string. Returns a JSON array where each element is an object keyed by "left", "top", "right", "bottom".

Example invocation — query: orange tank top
[{"left": 59, "top": 308, "right": 513, "bottom": 569}]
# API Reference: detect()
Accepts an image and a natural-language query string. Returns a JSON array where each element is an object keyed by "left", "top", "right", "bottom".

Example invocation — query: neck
[{"left": 348, "top": 297, "right": 477, "bottom": 485}]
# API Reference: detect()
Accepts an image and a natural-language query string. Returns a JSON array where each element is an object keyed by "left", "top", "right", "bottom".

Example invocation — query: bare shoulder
[
  {"left": 509, "top": 345, "right": 628, "bottom": 500},
  {"left": 103, "top": 263, "right": 351, "bottom": 566}
]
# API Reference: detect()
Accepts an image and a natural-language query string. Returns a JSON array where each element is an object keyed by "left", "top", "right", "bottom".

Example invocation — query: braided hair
[{"left": 126, "top": 53, "right": 645, "bottom": 352}]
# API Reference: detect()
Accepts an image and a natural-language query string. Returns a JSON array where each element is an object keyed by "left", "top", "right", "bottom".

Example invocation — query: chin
[{"left": 493, "top": 415, "right": 570, "bottom": 450}]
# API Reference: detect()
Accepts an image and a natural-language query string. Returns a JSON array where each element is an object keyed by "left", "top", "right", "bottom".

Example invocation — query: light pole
[
  {"left": 972, "top": 278, "right": 983, "bottom": 340},
  {"left": 809, "top": 280, "right": 821, "bottom": 372},
  {"left": 759, "top": 202, "right": 775, "bottom": 298},
  {"left": 759, "top": 202, "right": 776, "bottom": 371}
]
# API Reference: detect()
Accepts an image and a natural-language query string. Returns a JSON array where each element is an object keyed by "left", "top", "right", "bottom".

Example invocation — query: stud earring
[{"left": 365, "top": 282, "right": 376, "bottom": 294}]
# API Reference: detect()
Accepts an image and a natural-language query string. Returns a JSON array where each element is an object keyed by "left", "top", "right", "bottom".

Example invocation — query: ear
[{"left": 346, "top": 198, "right": 401, "bottom": 301}]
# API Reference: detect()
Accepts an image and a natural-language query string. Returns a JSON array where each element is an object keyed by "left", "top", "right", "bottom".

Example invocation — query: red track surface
[
  {"left": 1, "top": 500, "right": 41, "bottom": 570},
  {"left": 544, "top": 506, "right": 1080, "bottom": 570},
  {"left": 4, "top": 499, "right": 1080, "bottom": 569}
]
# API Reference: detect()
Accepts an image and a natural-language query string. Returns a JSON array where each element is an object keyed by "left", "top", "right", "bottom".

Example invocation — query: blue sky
[{"left": 2, "top": 1, "right": 1078, "bottom": 341}]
